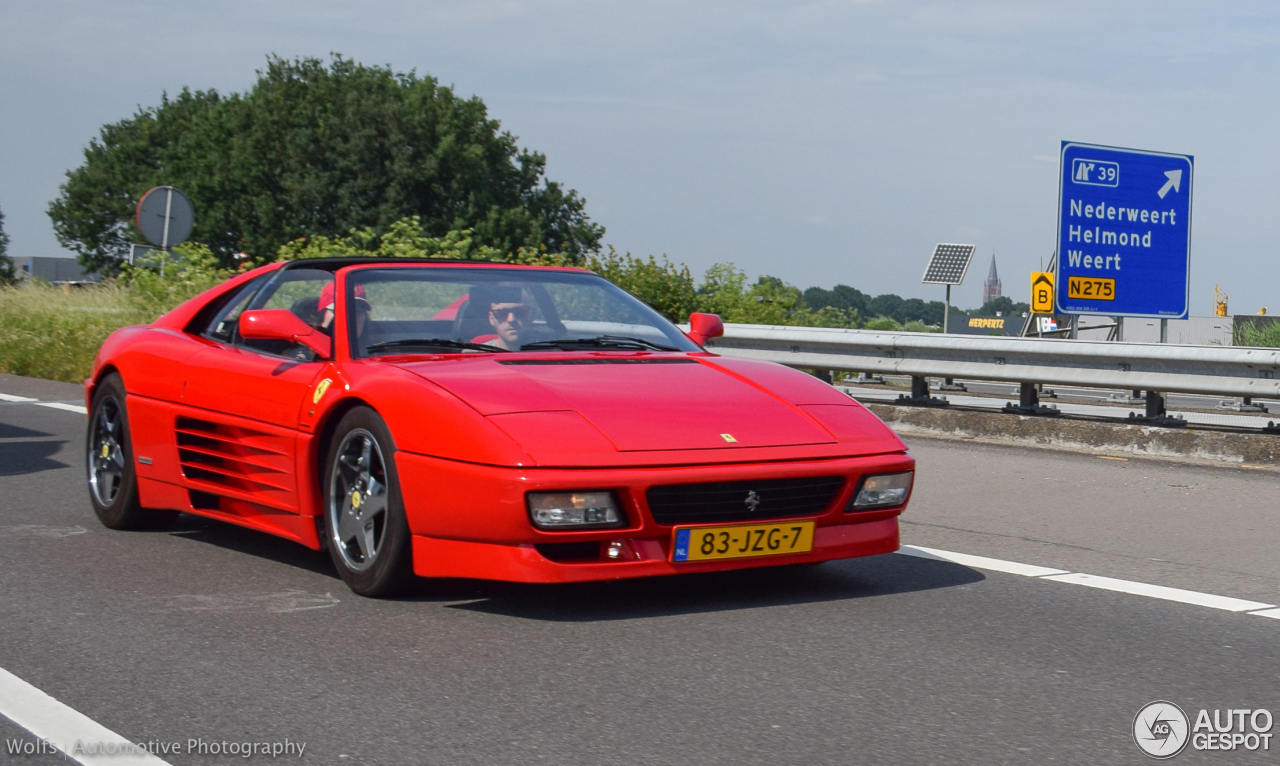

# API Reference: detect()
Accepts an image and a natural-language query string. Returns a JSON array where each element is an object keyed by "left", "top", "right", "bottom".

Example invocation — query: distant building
[
  {"left": 982, "top": 255, "right": 1002, "bottom": 305},
  {"left": 3, "top": 256, "right": 99, "bottom": 284}
]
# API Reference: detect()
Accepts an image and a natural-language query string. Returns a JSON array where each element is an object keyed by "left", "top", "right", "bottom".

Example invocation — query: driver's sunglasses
[{"left": 490, "top": 306, "right": 531, "bottom": 323}]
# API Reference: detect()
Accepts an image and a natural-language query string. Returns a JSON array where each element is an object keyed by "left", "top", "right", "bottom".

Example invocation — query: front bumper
[{"left": 396, "top": 450, "right": 913, "bottom": 583}]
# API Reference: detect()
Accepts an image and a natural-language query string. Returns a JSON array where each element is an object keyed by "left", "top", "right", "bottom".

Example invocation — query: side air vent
[
  {"left": 175, "top": 417, "right": 293, "bottom": 496},
  {"left": 188, "top": 489, "right": 221, "bottom": 510}
]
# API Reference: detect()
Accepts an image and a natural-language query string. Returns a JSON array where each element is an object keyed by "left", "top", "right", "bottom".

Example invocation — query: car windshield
[{"left": 344, "top": 267, "right": 701, "bottom": 357}]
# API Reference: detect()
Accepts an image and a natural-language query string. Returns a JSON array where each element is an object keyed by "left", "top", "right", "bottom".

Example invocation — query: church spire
[{"left": 982, "top": 254, "right": 1002, "bottom": 305}]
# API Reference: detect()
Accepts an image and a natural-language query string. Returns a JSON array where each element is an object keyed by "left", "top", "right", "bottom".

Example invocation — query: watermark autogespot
[
  {"left": 1134, "top": 701, "right": 1273, "bottom": 759},
  {"left": 5, "top": 737, "right": 307, "bottom": 759}
]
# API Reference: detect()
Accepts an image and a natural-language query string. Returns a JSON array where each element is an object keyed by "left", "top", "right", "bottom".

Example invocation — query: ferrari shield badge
[
  {"left": 720, "top": 433, "right": 737, "bottom": 443},
  {"left": 313, "top": 378, "right": 332, "bottom": 404}
]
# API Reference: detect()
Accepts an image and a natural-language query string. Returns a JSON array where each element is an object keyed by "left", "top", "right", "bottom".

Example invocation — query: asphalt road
[{"left": 0, "top": 374, "right": 1276, "bottom": 765}]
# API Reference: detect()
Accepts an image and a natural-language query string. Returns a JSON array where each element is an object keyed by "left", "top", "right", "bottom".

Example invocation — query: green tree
[
  {"left": 277, "top": 217, "right": 506, "bottom": 262},
  {"left": 867, "top": 293, "right": 903, "bottom": 321},
  {"left": 696, "top": 264, "right": 860, "bottom": 328},
  {"left": 588, "top": 247, "right": 698, "bottom": 323},
  {"left": 802, "top": 284, "right": 869, "bottom": 315},
  {"left": 0, "top": 206, "right": 15, "bottom": 286},
  {"left": 49, "top": 55, "right": 603, "bottom": 275}
]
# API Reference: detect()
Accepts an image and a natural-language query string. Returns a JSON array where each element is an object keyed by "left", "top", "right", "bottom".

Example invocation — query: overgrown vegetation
[
  {"left": 0, "top": 242, "right": 230, "bottom": 382},
  {"left": 1233, "top": 319, "right": 1280, "bottom": 348},
  {"left": 0, "top": 284, "right": 145, "bottom": 382}
]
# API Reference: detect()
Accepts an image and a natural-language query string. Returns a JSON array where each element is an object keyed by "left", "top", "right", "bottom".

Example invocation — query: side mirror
[
  {"left": 239, "top": 309, "right": 332, "bottom": 360},
  {"left": 686, "top": 312, "right": 725, "bottom": 347}
]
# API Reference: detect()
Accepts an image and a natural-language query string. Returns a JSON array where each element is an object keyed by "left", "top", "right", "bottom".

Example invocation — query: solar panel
[{"left": 921, "top": 243, "right": 976, "bottom": 285}]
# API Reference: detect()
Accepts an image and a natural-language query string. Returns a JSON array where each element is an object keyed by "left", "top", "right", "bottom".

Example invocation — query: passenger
[{"left": 316, "top": 282, "right": 370, "bottom": 336}]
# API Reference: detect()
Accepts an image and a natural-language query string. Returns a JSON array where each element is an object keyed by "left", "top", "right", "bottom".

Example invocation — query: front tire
[
  {"left": 322, "top": 407, "right": 415, "bottom": 597},
  {"left": 87, "top": 374, "right": 176, "bottom": 529}
]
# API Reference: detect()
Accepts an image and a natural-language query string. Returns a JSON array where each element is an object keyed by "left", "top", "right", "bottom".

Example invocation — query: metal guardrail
[{"left": 703, "top": 324, "right": 1280, "bottom": 425}]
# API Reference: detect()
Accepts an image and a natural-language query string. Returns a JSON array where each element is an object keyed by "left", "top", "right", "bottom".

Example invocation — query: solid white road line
[
  {"left": 897, "top": 545, "right": 1278, "bottom": 619},
  {"left": 35, "top": 402, "right": 88, "bottom": 414},
  {"left": 1039, "top": 572, "right": 1274, "bottom": 612},
  {"left": 898, "top": 545, "right": 1069, "bottom": 577},
  {"left": 0, "top": 666, "right": 172, "bottom": 765},
  {"left": 0, "top": 393, "right": 37, "bottom": 402}
]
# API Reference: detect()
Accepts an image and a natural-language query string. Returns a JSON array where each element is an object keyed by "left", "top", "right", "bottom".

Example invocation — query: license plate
[{"left": 672, "top": 521, "right": 815, "bottom": 562}]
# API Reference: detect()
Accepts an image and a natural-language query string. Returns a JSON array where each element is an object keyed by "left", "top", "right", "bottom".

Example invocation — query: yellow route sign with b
[{"left": 1031, "top": 272, "right": 1054, "bottom": 313}]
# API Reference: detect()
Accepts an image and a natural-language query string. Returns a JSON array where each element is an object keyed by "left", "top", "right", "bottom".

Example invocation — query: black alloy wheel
[
  {"left": 86, "top": 373, "right": 176, "bottom": 529},
  {"left": 322, "top": 407, "right": 414, "bottom": 597}
]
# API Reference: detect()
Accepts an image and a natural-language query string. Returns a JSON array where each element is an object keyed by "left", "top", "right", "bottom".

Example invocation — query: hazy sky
[{"left": 3, "top": 1, "right": 1279, "bottom": 312}]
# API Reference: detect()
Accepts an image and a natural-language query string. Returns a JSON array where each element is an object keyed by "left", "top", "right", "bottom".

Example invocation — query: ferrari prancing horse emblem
[
  {"left": 744, "top": 490, "right": 761, "bottom": 511},
  {"left": 313, "top": 378, "right": 332, "bottom": 404}
]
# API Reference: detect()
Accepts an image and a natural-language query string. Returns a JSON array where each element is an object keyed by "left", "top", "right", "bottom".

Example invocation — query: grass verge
[{"left": 0, "top": 285, "right": 150, "bottom": 384}]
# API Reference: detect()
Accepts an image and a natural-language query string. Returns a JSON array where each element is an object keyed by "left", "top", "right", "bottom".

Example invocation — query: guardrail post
[
  {"left": 1220, "top": 396, "right": 1267, "bottom": 413},
  {"left": 1001, "top": 382, "right": 1060, "bottom": 417},
  {"left": 1146, "top": 390, "right": 1164, "bottom": 418},
  {"left": 894, "top": 376, "right": 949, "bottom": 407},
  {"left": 1126, "top": 391, "right": 1187, "bottom": 428}
]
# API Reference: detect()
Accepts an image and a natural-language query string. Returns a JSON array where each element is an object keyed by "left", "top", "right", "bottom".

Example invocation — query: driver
[{"left": 474, "top": 284, "right": 530, "bottom": 351}]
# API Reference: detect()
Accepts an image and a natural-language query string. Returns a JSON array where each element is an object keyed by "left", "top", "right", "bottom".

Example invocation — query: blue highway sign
[{"left": 1055, "top": 141, "right": 1193, "bottom": 318}]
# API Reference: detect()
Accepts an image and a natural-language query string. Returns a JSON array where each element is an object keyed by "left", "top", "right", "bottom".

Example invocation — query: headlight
[
  {"left": 528, "top": 491, "right": 625, "bottom": 529},
  {"left": 848, "top": 471, "right": 913, "bottom": 511}
]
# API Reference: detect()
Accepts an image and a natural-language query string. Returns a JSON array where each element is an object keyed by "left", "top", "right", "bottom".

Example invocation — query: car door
[{"left": 175, "top": 268, "right": 334, "bottom": 517}]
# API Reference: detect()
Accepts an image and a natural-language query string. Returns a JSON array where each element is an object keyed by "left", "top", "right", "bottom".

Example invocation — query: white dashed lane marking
[
  {"left": 0, "top": 666, "right": 172, "bottom": 765},
  {"left": 35, "top": 401, "right": 89, "bottom": 414},
  {"left": 899, "top": 545, "right": 1278, "bottom": 618},
  {"left": 0, "top": 391, "right": 87, "bottom": 414}
]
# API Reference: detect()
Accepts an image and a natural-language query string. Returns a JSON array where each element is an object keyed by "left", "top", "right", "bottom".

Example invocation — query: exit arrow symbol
[{"left": 1157, "top": 169, "right": 1182, "bottom": 199}]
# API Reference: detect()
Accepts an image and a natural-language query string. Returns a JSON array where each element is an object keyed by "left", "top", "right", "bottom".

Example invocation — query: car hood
[
  {"left": 393, "top": 354, "right": 836, "bottom": 451},
  {"left": 387, "top": 354, "right": 903, "bottom": 462}
]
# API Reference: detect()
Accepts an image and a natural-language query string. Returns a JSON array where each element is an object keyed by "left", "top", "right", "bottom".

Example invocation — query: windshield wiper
[
  {"left": 520, "top": 335, "right": 679, "bottom": 352},
  {"left": 364, "top": 338, "right": 507, "bottom": 354}
]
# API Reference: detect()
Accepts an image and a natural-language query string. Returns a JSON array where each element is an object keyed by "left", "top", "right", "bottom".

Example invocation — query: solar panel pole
[{"left": 922, "top": 243, "right": 975, "bottom": 336}]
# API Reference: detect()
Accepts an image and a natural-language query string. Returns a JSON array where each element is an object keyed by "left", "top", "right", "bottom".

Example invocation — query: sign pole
[
  {"left": 160, "top": 187, "right": 173, "bottom": 279},
  {"left": 944, "top": 285, "right": 951, "bottom": 334}
]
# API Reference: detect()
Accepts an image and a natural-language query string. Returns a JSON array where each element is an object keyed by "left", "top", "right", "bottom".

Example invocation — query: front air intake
[{"left": 645, "top": 476, "right": 845, "bottom": 526}]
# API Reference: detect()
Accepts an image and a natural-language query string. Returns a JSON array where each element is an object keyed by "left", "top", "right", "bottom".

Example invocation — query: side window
[
  {"left": 239, "top": 269, "right": 335, "bottom": 359},
  {"left": 204, "top": 276, "right": 268, "bottom": 343}
]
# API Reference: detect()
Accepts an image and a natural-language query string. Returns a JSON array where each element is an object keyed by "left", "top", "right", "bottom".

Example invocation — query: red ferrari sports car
[{"left": 86, "top": 257, "right": 914, "bottom": 596}]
